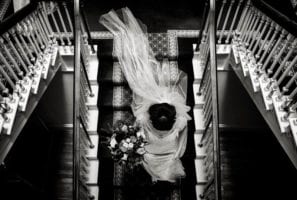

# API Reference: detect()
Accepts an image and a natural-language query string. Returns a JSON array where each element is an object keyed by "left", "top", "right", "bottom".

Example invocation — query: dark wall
[{"left": 218, "top": 69, "right": 268, "bottom": 129}]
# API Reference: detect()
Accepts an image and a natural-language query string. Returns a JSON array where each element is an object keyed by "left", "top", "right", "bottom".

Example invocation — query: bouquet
[{"left": 108, "top": 120, "right": 147, "bottom": 170}]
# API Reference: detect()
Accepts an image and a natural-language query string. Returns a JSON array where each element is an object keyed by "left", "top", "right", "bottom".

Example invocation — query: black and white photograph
[{"left": 0, "top": 0, "right": 297, "bottom": 199}]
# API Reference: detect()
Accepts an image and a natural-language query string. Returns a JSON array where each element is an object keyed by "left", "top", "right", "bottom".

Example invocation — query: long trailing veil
[
  {"left": 100, "top": 8, "right": 192, "bottom": 182},
  {"left": 99, "top": 7, "right": 191, "bottom": 123}
]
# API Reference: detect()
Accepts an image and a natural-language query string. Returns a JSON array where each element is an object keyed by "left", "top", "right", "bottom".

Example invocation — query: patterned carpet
[{"left": 96, "top": 30, "right": 198, "bottom": 200}]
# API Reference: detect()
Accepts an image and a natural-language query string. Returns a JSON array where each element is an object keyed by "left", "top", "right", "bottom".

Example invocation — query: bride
[{"left": 100, "top": 7, "right": 191, "bottom": 183}]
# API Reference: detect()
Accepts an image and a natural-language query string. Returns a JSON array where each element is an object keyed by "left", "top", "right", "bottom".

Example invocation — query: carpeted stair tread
[
  {"left": 99, "top": 60, "right": 181, "bottom": 86},
  {"left": 97, "top": 33, "right": 170, "bottom": 60},
  {"left": 98, "top": 85, "right": 132, "bottom": 109},
  {"left": 98, "top": 60, "right": 127, "bottom": 85}
]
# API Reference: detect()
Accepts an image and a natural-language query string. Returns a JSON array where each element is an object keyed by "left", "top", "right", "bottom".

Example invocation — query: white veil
[{"left": 99, "top": 7, "right": 191, "bottom": 125}]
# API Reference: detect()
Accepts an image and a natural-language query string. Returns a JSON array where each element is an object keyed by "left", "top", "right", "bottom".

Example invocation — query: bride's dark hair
[{"left": 148, "top": 103, "right": 176, "bottom": 131}]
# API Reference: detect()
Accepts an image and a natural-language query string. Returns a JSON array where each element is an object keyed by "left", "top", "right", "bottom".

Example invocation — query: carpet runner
[{"left": 96, "top": 30, "right": 198, "bottom": 200}]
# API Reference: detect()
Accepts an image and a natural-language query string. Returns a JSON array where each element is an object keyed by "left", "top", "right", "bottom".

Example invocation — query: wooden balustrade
[
  {"left": 230, "top": 0, "right": 297, "bottom": 169},
  {"left": 0, "top": 1, "right": 98, "bottom": 199}
]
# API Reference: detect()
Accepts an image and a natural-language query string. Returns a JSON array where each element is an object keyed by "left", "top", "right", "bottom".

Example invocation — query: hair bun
[{"left": 148, "top": 103, "right": 176, "bottom": 131}]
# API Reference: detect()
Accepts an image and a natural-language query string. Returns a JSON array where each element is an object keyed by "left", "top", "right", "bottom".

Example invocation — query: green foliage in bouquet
[{"left": 108, "top": 120, "right": 147, "bottom": 170}]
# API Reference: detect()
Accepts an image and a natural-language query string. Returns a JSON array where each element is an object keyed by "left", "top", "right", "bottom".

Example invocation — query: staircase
[
  {"left": 95, "top": 30, "right": 198, "bottom": 200},
  {"left": 193, "top": 0, "right": 297, "bottom": 199}
]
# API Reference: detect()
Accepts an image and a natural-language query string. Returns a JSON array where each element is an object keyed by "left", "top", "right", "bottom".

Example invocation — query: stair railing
[
  {"left": 196, "top": 0, "right": 221, "bottom": 199},
  {"left": 230, "top": 0, "right": 297, "bottom": 168},
  {"left": 73, "top": 0, "right": 98, "bottom": 199},
  {"left": 0, "top": 1, "right": 62, "bottom": 163},
  {"left": 0, "top": 0, "right": 11, "bottom": 21}
]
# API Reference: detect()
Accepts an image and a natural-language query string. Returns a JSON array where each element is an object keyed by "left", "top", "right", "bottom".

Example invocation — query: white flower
[
  {"left": 122, "top": 153, "right": 128, "bottom": 161},
  {"left": 123, "top": 141, "right": 129, "bottom": 148},
  {"left": 121, "top": 125, "right": 128, "bottom": 133},
  {"left": 137, "top": 129, "right": 145, "bottom": 138},
  {"left": 136, "top": 147, "right": 146, "bottom": 155},
  {"left": 128, "top": 143, "right": 134, "bottom": 149},
  {"left": 126, "top": 138, "right": 131, "bottom": 143},
  {"left": 110, "top": 137, "right": 117, "bottom": 148}
]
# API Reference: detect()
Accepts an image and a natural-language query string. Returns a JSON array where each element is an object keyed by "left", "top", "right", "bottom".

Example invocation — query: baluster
[
  {"left": 289, "top": 101, "right": 297, "bottom": 112},
  {"left": 16, "top": 24, "right": 35, "bottom": 62},
  {"left": 21, "top": 22, "right": 40, "bottom": 57},
  {"left": 3, "top": 33, "right": 29, "bottom": 74},
  {"left": 27, "top": 21, "right": 42, "bottom": 54},
  {"left": 80, "top": 18, "right": 87, "bottom": 37},
  {"left": 199, "top": 32, "right": 207, "bottom": 56},
  {"left": 33, "top": 13, "right": 49, "bottom": 48},
  {"left": 226, "top": 0, "right": 243, "bottom": 43},
  {"left": 282, "top": 72, "right": 297, "bottom": 95},
  {"left": 9, "top": 28, "right": 32, "bottom": 67},
  {"left": 29, "top": 16, "right": 45, "bottom": 50},
  {"left": 203, "top": 85, "right": 211, "bottom": 112},
  {"left": 49, "top": 7, "right": 64, "bottom": 45},
  {"left": 41, "top": 2, "right": 53, "bottom": 35},
  {"left": 56, "top": 3, "right": 71, "bottom": 46},
  {"left": 245, "top": 12, "right": 261, "bottom": 46},
  {"left": 272, "top": 39, "right": 297, "bottom": 79},
  {"left": 0, "top": 81, "right": 6, "bottom": 91},
  {"left": 251, "top": 17, "right": 270, "bottom": 54},
  {"left": 259, "top": 24, "right": 280, "bottom": 64},
  {"left": 217, "top": 0, "right": 227, "bottom": 29},
  {"left": 63, "top": 2, "right": 73, "bottom": 32},
  {"left": 0, "top": 65, "right": 16, "bottom": 90},
  {"left": 262, "top": 29, "right": 287, "bottom": 70},
  {"left": 203, "top": 92, "right": 212, "bottom": 119},
  {"left": 248, "top": 14, "right": 265, "bottom": 51},
  {"left": 237, "top": 0, "right": 251, "bottom": 32},
  {"left": 267, "top": 34, "right": 293, "bottom": 75},
  {"left": 255, "top": 19, "right": 274, "bottom": 59},
  {"left": 278, "top": 55, "right": 297, "bottom": 86},
  {"left": 218, "top": 0, "right": 235, "bottom": 44},
  {"left": 288, "top": 86, "right": 297, "bottom": 100},
  {"left": 239, "top": 6, "right": 254, "bottom": 41},
  {"left": 243, "top": 10, "right": 258, "bottom": 45},
  {"left": 0, "top": 38, "right": 23, "bottom": 78},
  {"left": 36, "top": 8, "right": 51, "bottom": 40}
]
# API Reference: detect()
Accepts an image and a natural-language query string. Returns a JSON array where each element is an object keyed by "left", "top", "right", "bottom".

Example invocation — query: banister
[
  {"left": 80, "top": 5, "right": 95, "bottom": 53},
  {"left": 79, "top": 116, "right": 95, "bottom": 149},
  {"left": 0, "top": 0, "right": 11, "bottom": 21},
  {"left": 209, "top": 0, "right": 221, "bottom": 200},
  {"left": 73, "top": 0, "right": 81, "bottom": 199},
  {"left": 0, "top": 2, "right": 37, "bottom": 35},
  {"left": 80, "top": 54, "right": 94, "bottom": 97},
  {"left": 196, "top": 0, "right": 209, "bottom": 51},
  {"left": 252, "top": 0, "right": 297, "bottom": 37}
]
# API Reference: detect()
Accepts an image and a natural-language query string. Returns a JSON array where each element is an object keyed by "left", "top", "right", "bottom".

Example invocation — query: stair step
[
  {"left": 196, "top": 184, "right": 205, "bottom": 200},
  {"left": 98, "top": 85, "right": 132, "bottom": 108},
  {"left": 194, "top": 159, "right": 207, "bottom": 184},
  {"left": 193, "top": 83, "right": 204, "bottom": 105},
  {"left": 86, "top": 84, "right": 99, "bottom": 108},
  {"left": 98, "top": 60, "right": 127, "bottom": 85},
  {"left": 193, "top": 106, "right": 205, "bottom": 131},
  {"left": 194, "top": 133, "right": 206, "bottom": 158},
  {"left": 89, "top": 185, "right": 99, "bottom": 200},
  {"left": 87, "top": 109, "right": 99, "bottom": 132},
  {"left": 87, "top": 159, "right": 99, "bottom": 185},
  {"left": 86, "top": 134, "right": 99, "bottom": 159}
]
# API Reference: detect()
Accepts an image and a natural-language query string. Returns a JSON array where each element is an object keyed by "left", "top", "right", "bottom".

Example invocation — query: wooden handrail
[
  {"left": 0, "top": 0, "right": 11, "bottom": 21},
  {"left": 252, "top": 0, "right": 297, "bottom": 37},
  {"left": 209, "top": 0, "right": 221, "bottom": 199},
  {"left": 0, "top": 1, "right": 37, "bottom": 35},
  {"left": 73, "top": 0, "right": 81, "bottom": 199}
]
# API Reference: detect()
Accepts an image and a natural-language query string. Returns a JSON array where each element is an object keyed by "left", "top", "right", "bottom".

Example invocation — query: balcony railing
[{"left": 195, "top": 0, "right": 297, "bottom": 199}]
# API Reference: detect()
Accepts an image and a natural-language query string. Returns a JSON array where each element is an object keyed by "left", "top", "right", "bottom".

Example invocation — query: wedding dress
[{"left": 100, "top": 7, "right": 191, "bottom": 182}]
